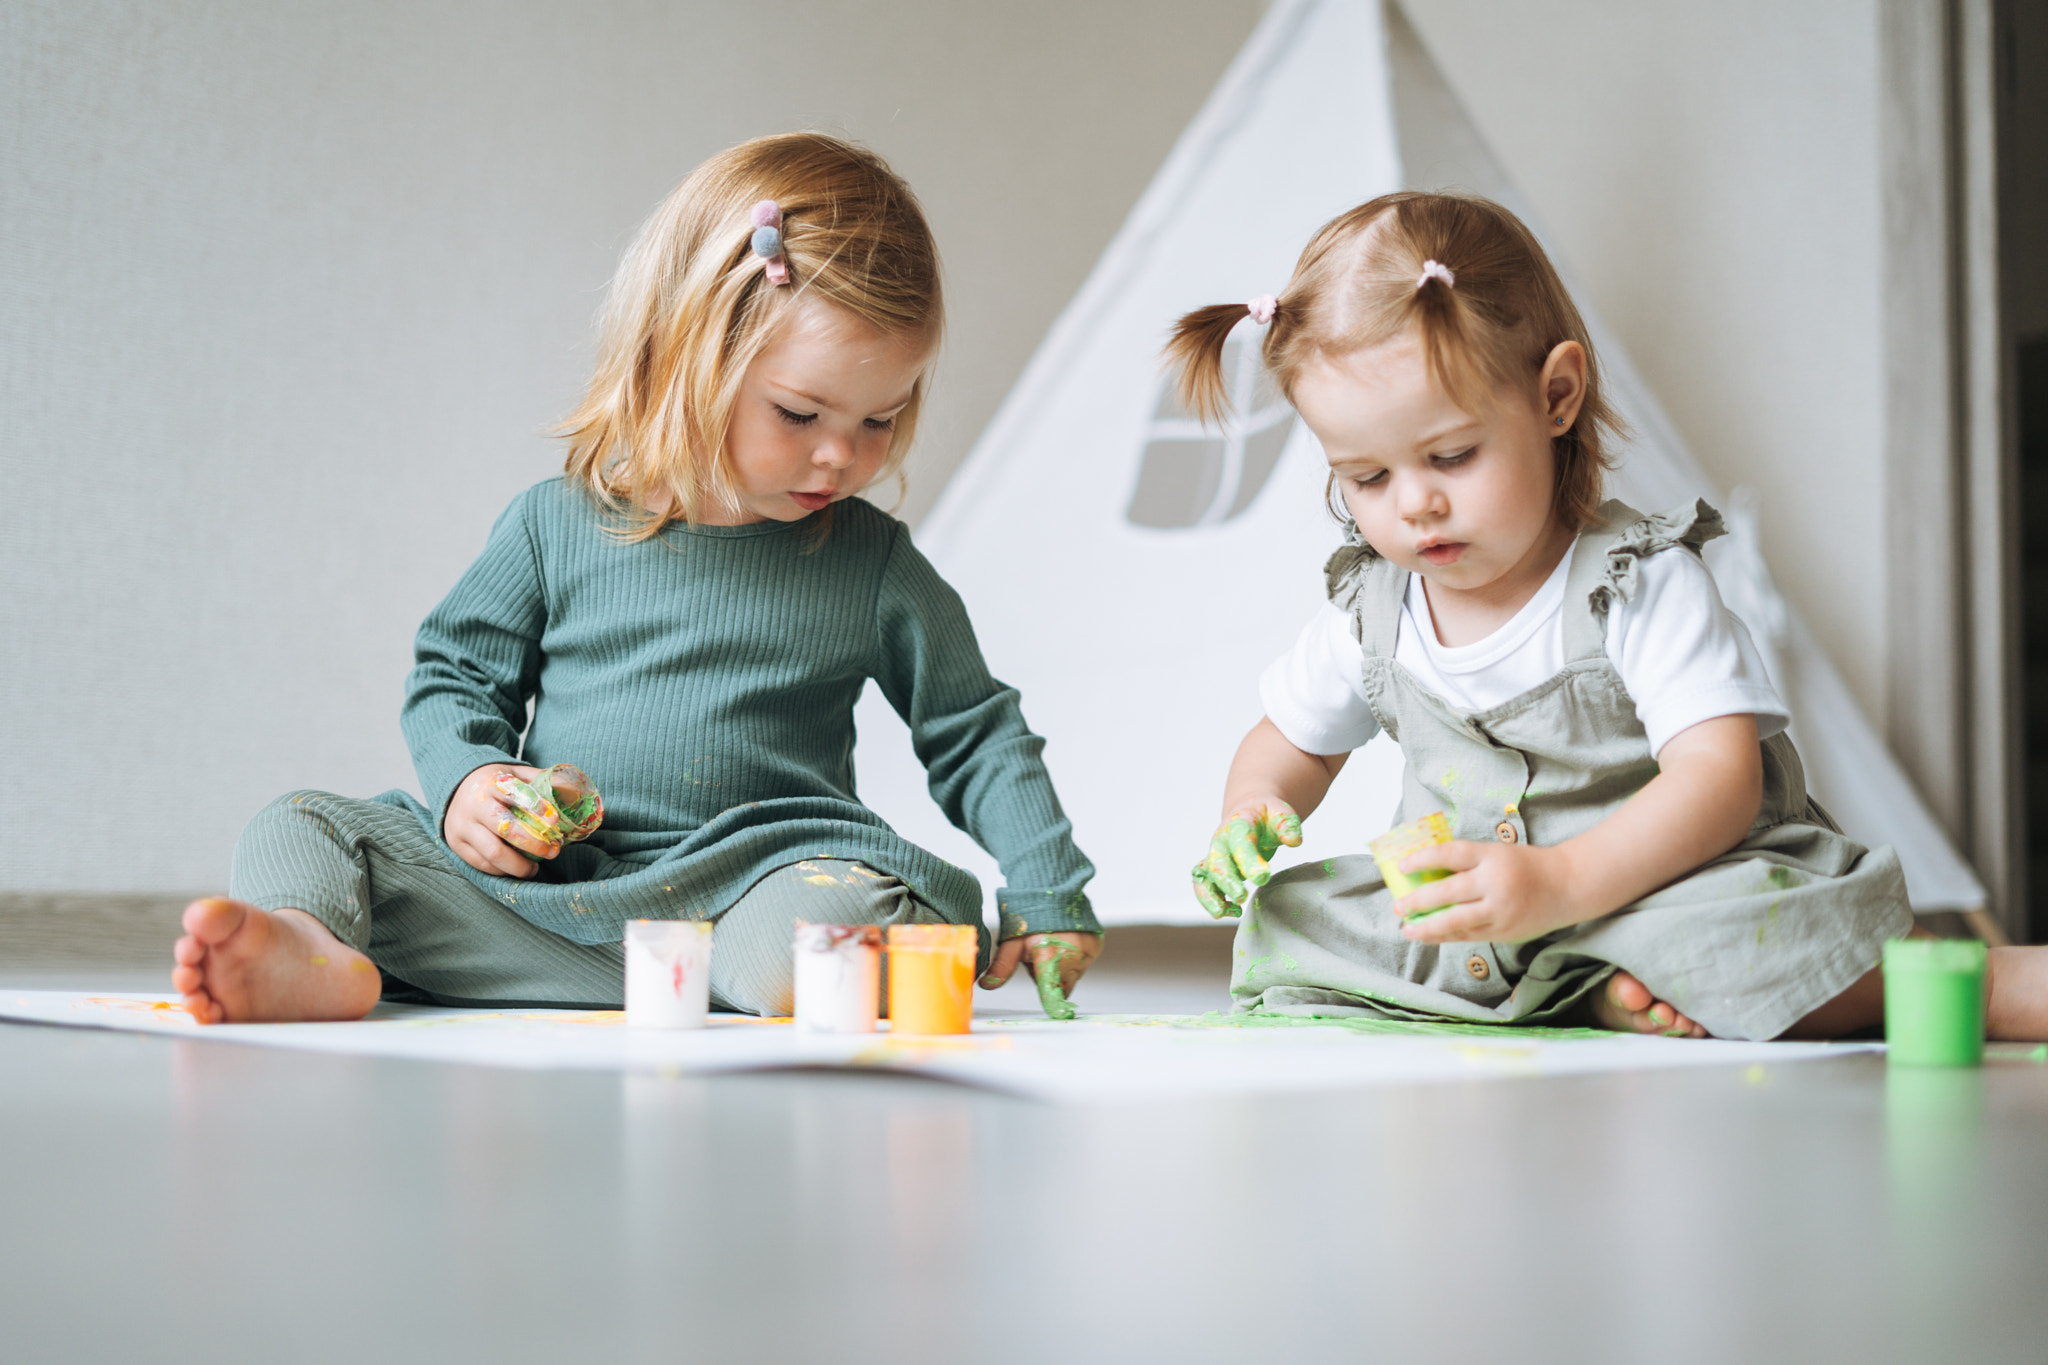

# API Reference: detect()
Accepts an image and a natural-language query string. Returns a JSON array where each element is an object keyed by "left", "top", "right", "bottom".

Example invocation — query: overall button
[
  {"left": 1495, "top": 821, "right": 1519, "bottom": 844},
  {"left": 1466, "top": 956, "right": 1491, "bottom": 980}
]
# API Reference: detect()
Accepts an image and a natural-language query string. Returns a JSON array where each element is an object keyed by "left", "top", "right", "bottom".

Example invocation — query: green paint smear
[
  {"left": 1239, "top": 952, "right": 1300, "bottom": 983},
  {"left": 1034, "top": 954, "right": 1076, "bottom": 1021},
  {"left": 1200, "top": 1010, "right": 1616, "bottom": 1041}
]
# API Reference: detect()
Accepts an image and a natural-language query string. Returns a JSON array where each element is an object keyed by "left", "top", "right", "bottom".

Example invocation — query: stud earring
[{"left": 1555, "top": 417, "right": 1566, "bottom": 426}]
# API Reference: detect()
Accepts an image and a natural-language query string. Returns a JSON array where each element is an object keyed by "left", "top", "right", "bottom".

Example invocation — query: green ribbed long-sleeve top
[{"left": 394, "top": 478, "right": 1098, "bottom": 945}]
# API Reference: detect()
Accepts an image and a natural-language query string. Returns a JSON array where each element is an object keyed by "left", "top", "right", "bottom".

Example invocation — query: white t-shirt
[{"left": 1260, "top": 541, "right": 1788, "bottom": 758}]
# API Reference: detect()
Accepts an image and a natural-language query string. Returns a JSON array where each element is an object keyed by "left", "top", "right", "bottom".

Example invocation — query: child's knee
[
  {"left": 707, "top": 859, "right": 941, "bottom": 1015},
  {"left": 771, "top": 858, "right": 919, "bottom": 924},
  {"left": 231, "top": 790, "right": 352, "bottom": 880},
  {"left": 244, "top": 788, "right": 345, "bottom": 831}
]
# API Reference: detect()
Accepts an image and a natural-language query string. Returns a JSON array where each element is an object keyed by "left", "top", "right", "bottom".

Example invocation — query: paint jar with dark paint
[{"left": 793, "top": 922, "right": 882, "bottom": 1033}]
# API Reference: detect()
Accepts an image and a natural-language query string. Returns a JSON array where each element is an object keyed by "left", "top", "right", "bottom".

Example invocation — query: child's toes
[
  {"left": 1644, "top": 1000, "right": 1707, "bottom": 1038},
  {"left": 1606, "top": 970, "right": 1655, "bottom": 1016},
  {"left": 1670, "top": 1010, "right": 1708, "bottom": 1039}
]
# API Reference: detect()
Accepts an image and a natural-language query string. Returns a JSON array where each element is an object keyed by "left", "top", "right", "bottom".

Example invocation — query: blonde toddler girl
[{"left": 174, "top": 134, "right": 1101, "bottom": 1023}]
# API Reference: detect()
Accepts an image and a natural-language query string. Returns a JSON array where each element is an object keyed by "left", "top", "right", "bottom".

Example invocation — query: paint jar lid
[
  {"left": 625, "top": 918, "right": 713, "bottom": 942},
  {"left": 1369, "top": 810, "right": 1452, "bottom": 862},
  {"left": 887, "top": 924, "right": 976, "bottom": 950},
  {"left": 1883, "top": 938, "right": 1987, "bottom": 975},
  {"left": 794, "top": 922, "right": 883, "bottom": 952}
]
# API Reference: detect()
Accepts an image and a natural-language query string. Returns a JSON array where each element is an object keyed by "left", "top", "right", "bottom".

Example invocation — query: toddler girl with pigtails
[
  {"left": 1180, "top": 191, "right": 2048, "bottom": 1042},
  {"left": 172, "top": 133, "right": 1100, "bottom": 1023}
]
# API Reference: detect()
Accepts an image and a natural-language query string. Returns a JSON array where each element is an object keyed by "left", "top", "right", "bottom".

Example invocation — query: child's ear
[{"left": 1539, "top": 340, "right": 1587, "bottom": 431}]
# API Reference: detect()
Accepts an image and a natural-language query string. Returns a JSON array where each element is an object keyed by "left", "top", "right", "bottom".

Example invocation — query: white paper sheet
[{"left": 0, "top": 991, "right": 1878, "bottom": 1105}]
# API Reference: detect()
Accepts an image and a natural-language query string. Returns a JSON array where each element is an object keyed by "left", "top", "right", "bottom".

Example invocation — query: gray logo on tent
[{"left": 1125, "top": 336, "right": 1297, "bottom": 529}]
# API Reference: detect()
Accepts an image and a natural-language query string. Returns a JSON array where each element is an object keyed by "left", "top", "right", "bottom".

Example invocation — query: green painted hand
[{"left": 1190, "top": 800, "right": 1303, "bottom": 919}]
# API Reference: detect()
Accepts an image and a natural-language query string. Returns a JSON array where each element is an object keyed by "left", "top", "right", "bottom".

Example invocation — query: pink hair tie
[
  {"left": 749, "top": 200, "right": 790, "bottom": 286},
  {"left": 1417, "top": 260, "right": 1454, "bottom": 290},
  {"left": 1246, "top": 294, "right": 1278, "bottom": 325}
]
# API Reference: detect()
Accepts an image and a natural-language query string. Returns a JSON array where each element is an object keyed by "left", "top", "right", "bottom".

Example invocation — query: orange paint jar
[{"left": 886, "top": 924, "right": 977, "bottom": 1035}]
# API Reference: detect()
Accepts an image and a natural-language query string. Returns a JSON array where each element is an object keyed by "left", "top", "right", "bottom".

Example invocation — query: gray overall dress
[{"left": 1233, "top": 500, "right": 1914, "bottom": 1041}]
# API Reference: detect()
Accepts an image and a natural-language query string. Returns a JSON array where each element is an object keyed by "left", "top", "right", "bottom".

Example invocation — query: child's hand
[
  {"left": 445, "top": 763, "right": 554, "bottom": 878},
  {"left": 1191, "top": 800, "right": 1303, "bottom": 918},
  {"left": 979, "top": 931, "right": 1100, "bottom": 998},
  {"left": 1391, "top": 840, "right": 1578, "bottom": 944}
]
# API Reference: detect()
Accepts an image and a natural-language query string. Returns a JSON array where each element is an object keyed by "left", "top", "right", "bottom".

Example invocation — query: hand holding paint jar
[
  {"left": 492, "top": 764, "right": 604, "bottom": 859},
  {"left": 1370, "top": 811, "right": 1453, "bottom": 917}
]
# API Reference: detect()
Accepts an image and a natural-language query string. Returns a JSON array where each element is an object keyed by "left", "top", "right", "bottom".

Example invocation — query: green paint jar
[{"left": 1883, "top": 939, "right": 1986, "bottom": 1068}]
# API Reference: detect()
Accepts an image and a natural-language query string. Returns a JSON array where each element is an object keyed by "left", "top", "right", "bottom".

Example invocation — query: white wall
[
  {"left": 1401, "top": 0, "right": 1889, "bottom": 725},
  {"left": 3, "top": 0, "right": 1904, "bottom": 895},
  {"left": 0, "top": 0, "right": 1263, "bottom": 891}
]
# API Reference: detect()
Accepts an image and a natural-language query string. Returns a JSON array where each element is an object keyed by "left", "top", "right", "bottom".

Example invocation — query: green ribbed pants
[{"left": 228, "top": 790, "right": 948, "bottom": 1015}]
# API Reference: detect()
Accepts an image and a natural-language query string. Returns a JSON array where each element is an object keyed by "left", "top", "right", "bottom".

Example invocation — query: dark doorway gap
[{"left": 2003, "top": 0, "right": 2046, "bottom": 940}]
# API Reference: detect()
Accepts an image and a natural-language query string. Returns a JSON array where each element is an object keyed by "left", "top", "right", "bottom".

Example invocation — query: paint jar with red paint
[{"left": 624, "top": 919, "right": 713, "bottom": 1028}]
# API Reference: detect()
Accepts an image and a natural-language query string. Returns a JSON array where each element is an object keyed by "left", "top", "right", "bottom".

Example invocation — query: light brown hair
[
  {"left": 560, "top": 133, "right": 942, "bottom": 537},
  {"left": 1165, "top": 191, "right": 1621, "bottom": 534}
]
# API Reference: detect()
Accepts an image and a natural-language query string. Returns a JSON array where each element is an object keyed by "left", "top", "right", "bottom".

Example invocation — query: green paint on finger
[{"left": 1034, "top": 953, "right": 1076, "bottom": 1021}]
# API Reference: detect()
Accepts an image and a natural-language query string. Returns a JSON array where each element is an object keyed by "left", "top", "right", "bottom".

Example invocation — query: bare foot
[
  {"left": 170, "top": 898, "right": 381, "bottom": 1024},
  {"left": 1989, "top": 945, "right": 2048, "bottom": 1040},
  {"left": 1585, "top": 969, "right": 1708, "bottom": 1038}
]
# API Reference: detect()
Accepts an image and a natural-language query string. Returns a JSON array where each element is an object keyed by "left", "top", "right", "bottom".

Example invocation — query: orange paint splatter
[{"left": 85, "top": 996, "right": 194, "bottom": 1019}]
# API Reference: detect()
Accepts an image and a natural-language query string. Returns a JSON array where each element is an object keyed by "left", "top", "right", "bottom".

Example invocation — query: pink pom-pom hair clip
[
  {"left": 1246, "top": 294, "right": 1278, "bottom": 325},
  {"left": 749, "top": 200, "right": 791, "bottom": 286},
  {"left": 1417, "top": 259, "right": 1455, "bottom": 290}
]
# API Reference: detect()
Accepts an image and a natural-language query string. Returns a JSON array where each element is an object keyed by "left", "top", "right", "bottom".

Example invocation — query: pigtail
[
  {"left": 1406, "top": 260, "right": 1488, "bottom": 418},
  {"left": 1165, "top": 303, "right": 1259, "bottom": 425}
]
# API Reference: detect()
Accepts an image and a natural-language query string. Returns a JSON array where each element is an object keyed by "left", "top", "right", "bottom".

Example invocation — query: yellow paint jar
[
  {"left": 886, "top": 924, "right": 977, "bottom": 1035},
  {"left": 1370, "top": 811, "right": 1453, "bottom": 914}
]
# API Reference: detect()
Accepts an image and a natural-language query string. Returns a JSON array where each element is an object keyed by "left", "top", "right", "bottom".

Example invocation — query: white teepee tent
[{"left": 853, "top": 0, "right": 1985, "bottom": 925}]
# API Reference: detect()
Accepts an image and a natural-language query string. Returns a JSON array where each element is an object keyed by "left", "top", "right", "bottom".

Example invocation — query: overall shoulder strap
[
  {"left": 1565, "top": 497, "right": 1728, "bottom": 659},
  {"left": 1560, "top": 499, "right": 1645, "bottom": 660},
  {"left": 1324, "top": 538, "right": 1407, "bottom": 659}
]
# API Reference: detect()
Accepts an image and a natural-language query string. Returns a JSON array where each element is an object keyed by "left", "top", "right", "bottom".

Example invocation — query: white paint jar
[
  {"left": 623, "top": 919, "right": 713, "bottom": 1028},
  {"left": 792, "top": 922, "right": 882, "bottom": 1033}
]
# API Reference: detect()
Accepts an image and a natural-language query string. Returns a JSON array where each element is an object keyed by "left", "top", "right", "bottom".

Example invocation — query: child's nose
[
  {"left": 813, "top": 436, "right": 855, "bottom": 469},
  {"left": 1396, "top": 472, "right": 1445, "bottom": 519}
]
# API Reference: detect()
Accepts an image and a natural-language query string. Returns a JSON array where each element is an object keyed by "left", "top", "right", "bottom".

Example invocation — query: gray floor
[{"left": 4, "top": 934, "right": 2048, "bottom": 1364}]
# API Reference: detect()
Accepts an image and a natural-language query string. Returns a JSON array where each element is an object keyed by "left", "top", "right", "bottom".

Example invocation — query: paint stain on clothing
[
  {"left": 1240, "top": 952, "right": 1300, "bottom": 983},
  {"left": 1754, "top": 866, "right": 1798, "bottom": 944}
]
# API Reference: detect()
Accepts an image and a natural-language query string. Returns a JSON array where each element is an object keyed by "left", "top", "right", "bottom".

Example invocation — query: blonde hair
[
  {"left": 560, "top": 133, "right": 942, "bottom": 537},
  {"left": 1165, "top": 192, "right": 1622, "bottom": 534}
]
